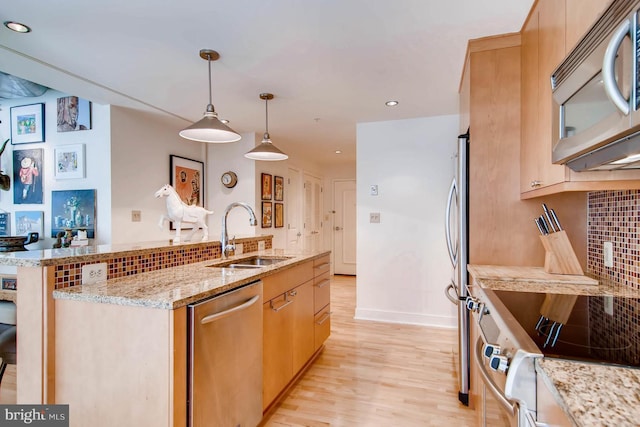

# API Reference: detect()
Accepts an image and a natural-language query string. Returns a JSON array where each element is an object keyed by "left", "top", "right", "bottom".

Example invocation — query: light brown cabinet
[
  {"left": 520, "top": 0, "right": 640, "bottom": 198},
  {"left": 262, "top": 256, "right": 331, "bottom": 411}
]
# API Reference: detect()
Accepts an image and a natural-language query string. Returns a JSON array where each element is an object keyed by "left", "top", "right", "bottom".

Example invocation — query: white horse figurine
[{"left": 155, "top": 184, "right": 213, "bottom": 242}]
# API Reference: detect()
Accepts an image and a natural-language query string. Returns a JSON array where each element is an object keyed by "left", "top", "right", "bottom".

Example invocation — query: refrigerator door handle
[
  {"left": 445, "top": 281, "right": 459, "bottom": 305},
  {"left": 445, "top": 178, "right": 458, "bottom": 267}
]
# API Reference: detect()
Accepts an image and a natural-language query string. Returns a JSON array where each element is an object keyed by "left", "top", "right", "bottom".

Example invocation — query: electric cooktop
[{"left": 493, "top": 289, "right": 640, "bottom": 369}]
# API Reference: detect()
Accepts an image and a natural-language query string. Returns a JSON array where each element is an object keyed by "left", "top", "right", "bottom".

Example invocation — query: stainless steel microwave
[{"left": 551, "top": 0, "right": 640, "bottom": 171}]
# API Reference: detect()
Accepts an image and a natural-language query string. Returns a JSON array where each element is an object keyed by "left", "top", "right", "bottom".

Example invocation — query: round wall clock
[{"left": 221, "top": 171, "right": 238, "bottom": 188}]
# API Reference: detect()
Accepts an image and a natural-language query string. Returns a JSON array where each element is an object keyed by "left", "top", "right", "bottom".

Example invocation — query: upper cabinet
[{"left": 520, "top": 0, "right": 640, "bottom": 199}]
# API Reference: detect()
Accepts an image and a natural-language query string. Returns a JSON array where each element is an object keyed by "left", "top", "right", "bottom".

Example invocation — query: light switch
[
  {"left": 370, "top": 212, "right": 380, "bottom": 223},
  {"left": 131, "top": 210, "right": 141, "bottom": 222}
]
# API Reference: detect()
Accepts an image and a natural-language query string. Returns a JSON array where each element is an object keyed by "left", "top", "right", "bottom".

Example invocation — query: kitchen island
[
  {"left": 468, "top": 265, "right": 640, "bottom": 427},
  {"left": 2, "top": 236, "right": 330, "bottom": 427}
]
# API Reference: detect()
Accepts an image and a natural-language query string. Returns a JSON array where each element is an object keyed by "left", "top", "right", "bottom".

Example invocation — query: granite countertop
[
  {"left": 0, "top": 236, "right": 268, "bottom": 267},
  {"left": 537, "top": 359, "right": 640, "bottom": 427},
  {"left": 53, "top": 248, "right": 329, "bottom": 309}
]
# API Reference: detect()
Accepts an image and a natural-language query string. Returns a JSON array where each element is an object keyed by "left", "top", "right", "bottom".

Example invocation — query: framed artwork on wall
[
  {"left": 13, "top": 148, "right": 44, "bottom": 204},
  {"left": 274, "top": 176, "right": 284, "bottom": 201},
  {"left": 262, "top": 201, "right": 272, "bottom": 228},
  {"left": 54, "top": 144, "right": 85, "bottom": 179},
  {"left": 261, "top": 173, "right": 272, "bottom": 200},
  {"left": 170, "top": 155, "right": 204, "bottom": 207},
  {"left": 10, "top": 103, "right": 45, "bottom": 144},
  {"left": 57, "top": 96, "right": 91, "bottom": 132},
  {"left": 0, "top": 213, "right": 10, "bottom": 236},
  {"left": 51, "top": 189, "right": 96, "bottom": 238},
  {"left": 274, "top": 203, "right": 284, "bottom": 228},
  {"left": 1, "top": 277, "right": 17, "bottom": 291},
  {"left": 15, "top": 211, "right": 44, "bottom": 236}
]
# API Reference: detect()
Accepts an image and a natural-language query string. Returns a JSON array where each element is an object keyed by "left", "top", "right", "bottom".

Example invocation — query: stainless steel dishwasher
[{"left": 188, "top": 280, "right": 263, "bottom": 427}]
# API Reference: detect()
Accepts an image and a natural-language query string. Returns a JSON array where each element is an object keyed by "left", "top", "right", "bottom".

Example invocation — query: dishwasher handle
[{"left": 201, "top": 295, "right": 260, "bottom": 324}]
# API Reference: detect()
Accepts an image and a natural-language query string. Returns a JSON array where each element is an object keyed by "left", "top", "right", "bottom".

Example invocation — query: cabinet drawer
[
  {"left": 313, "top": 255, "right": 330, "bottom": 276},
  {"left": 263, "top": 261, "right": 314, "bottom": 302},
  {"left": 314, "top": 304, "right": 331, "bottom": 350},
  {"left": 313, "top": 272, "right": 330, "bottom": 313}
]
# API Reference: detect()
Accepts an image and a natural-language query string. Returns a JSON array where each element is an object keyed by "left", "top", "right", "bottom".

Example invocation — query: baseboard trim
[{"left": 354, "top": 308, "right": 456, "bottom": 329}]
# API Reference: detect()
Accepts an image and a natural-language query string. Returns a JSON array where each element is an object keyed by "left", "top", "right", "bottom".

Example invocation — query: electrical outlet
[
  {"left": 131, "top": 210, "right": 141, "bottom": 222},
  {"left": 370, "top": 212, "right": 380, "bottom": 223},
  {"left": 603, "top": 241, "right": 613, "bottom": 268},
  {"left": 82, "top": 263, "right": 108, "bottom": 285},
  {"left": 604, "top": 296, "right": 614, "bottom": 316},
  {"left": 370, "top": 185, "right": 378, "bottom": 196},
  {"left": 258, "top": 241, "right": 265, "bottom": 251},
  {"left": 235, "top": 243, "right": 243, "bottom": 255}
]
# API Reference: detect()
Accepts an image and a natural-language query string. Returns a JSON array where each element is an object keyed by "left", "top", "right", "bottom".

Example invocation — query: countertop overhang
[{"left": 53, "top": 249, "right": 330, "bottom": 309}]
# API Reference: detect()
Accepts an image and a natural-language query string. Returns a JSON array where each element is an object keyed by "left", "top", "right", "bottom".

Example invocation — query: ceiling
[{"left": 0, "top": 0, "right": 533, "bottom": 168}]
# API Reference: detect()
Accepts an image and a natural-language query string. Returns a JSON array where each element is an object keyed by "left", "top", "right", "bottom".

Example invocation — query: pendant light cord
[
  {"left": 265, "top": 97, "right": 269, "bottom": 134},
  {"left": 207, "top": 55, "right": 213, "bottom": 107}
]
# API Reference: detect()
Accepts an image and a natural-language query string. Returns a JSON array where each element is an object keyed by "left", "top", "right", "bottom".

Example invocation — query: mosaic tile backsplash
[
  {"left": 587, "top": 190, "right": 640, "bottom": 289},
  {"left": 53, "top": 237, "right": 272, "bottom": 289}
]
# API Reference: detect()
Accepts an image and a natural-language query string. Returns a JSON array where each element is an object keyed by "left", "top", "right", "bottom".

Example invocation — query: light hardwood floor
[
  {"left": 262, "top": 275, "right": 475, "bottom": 426},
  {"left": 0, "top": 275, "right": 475, "bottom": 426}
]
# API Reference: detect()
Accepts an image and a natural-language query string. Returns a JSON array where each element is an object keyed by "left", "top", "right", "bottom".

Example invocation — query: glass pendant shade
[
  {"left": 179, "top": 49, "right": 240, "bottom": 143},
  {"left": 245, "top": 93, "right": 288, "bottom": 161}
]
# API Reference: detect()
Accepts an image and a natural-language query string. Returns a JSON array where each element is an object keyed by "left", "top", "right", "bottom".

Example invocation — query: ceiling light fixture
[
  {"left": 335, "top": 150, "right": 342, "bottom": 154},
  {"left": 245, "top": 93, "right": 288, "bottom": 161},
  {"left": 385, "top": 100, "right": 399, "bottom": 107},
  {"left": 179, "top": 49, "right": 241, "bottom": 143},
  {"left": 4, "top": 21, "right": 31, "bottom": 33}
]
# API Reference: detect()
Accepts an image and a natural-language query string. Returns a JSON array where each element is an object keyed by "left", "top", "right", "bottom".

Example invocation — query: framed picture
[
  {"left": 262, "top": 201, "right": 272, "bottom": 228},
  {"left": 15, "top": 211, "right": 44, "bottom": 236},
  {"left": 0, "top": 213, "right": 10, "bottom": 236},
  {"left": 261, "top": 173, "right": 272, "bottom": 200},
  {"left": 13, "top": 148, "right": 44, "bottom": 204},
  {"left": 170, "top": 155, "right": 204, "bottom": 207},
  {"left": 274, "top": 176, "right": 284, "bottom": 201},
  {"left": 57, "top": 96, "right": 91, "bottom": 132},
  {"left": 275, "top": 203, "right": 284, "bottom": 228},
  {"left": 54, "top": 144, "right": 85, "bottom": 179},
  {"left": 51, "top": 189, "right": 96, "bottom": 238},
  {"left": 10, "top": 103, "right": 45, "bottom": 144},
  {"left": 1, "top": 277, "right": 17, "bottom": 291}
]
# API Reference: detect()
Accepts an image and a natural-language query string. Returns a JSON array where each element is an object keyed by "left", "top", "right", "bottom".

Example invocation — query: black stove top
[{"left": 494, "top": 290, "right": 640, "bottom": 368}]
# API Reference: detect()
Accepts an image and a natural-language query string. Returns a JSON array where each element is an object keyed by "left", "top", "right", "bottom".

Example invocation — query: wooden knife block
[{"left": 539, "top": 230, "right": 583, "bottom": 275}]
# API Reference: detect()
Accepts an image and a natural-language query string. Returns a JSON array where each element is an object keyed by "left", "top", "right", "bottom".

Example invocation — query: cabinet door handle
[
  {"left": 201, "top": 295, "right": 260, "bottom": 324},
  {"left": 316, "top": 311, "right": 332, "bottom": 325},
  {"left": 315, "top": 279, "right": 330, "bottom": 288},
  {"left": 530, "top": 180, "right": 542, "bottom": 188},
  {"left": 270, "top": 294, "right": 293, "bottom": 312},
  {"left": 315, "top": 262, "right": 330, "bottom": 271}
]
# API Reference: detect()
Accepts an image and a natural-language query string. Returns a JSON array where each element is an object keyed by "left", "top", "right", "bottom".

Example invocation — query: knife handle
[
  {"left": 549, "top": 209, "right": 562, "bottom": 231},
  {"left": 542, "top": 204, "right": 556, "bottom": 233},
  {"left": 534, "top": 218, "right": 545, "bottom": 235}
]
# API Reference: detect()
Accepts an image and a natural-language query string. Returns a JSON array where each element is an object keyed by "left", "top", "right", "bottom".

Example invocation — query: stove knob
[
  {"left": 483, "top": 343, "right": 501, "bottom": 359},
  {"left": 465, "top": 297, "right": 480, "bottom": 312},
  {"left": 489, "top": 354, "right": 509, "bottom": 373}
]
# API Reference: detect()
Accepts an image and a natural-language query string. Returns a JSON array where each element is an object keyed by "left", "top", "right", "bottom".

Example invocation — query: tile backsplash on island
[
  {"left": 53, "top": 237, "right": 272, "bottom": 289},
  {"left": 588, "top": 190, "right": 639, "bottom": 289}
]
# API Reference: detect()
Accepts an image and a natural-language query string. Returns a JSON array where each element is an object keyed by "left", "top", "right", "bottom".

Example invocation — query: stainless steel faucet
[{"left": 221, "top": 202, "right": 257, "bottom": 258}]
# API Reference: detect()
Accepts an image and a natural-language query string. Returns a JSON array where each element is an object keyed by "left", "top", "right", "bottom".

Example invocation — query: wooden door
[{"left": 333, "top": 180, "right": 356, "bottom": 275}]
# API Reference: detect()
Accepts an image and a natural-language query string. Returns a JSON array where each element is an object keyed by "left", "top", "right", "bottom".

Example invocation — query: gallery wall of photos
[
  {"left": 0, "top": 96, "right": 97, "bottom": 247},
  {"left": 260, "top": 173, "right": 284, "bottom": 229}
]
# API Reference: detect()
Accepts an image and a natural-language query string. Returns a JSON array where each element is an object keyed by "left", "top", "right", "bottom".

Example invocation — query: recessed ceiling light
[
  {"left": 385, "top": 100, "right": 399, "bottom": 107},
  {"left": 4, "top": 21, "right": 31, "bottom": 33},
  {"left": 335, "top": 150, "right": 342, "bottom": 154}
]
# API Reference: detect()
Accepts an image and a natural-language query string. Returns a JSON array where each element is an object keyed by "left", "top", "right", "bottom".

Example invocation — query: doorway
[
  {"left": 333, "top": 180, "right": 356, "bottom": 275},
  {"left": 303, "top": 173, "right": 323, "bottom": 252}
]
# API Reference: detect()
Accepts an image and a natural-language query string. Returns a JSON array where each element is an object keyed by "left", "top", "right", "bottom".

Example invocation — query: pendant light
[
  {"left": 179, "top": 49, "right": 241, "bottom": 143},
  {"left": 245, "top": 93, "right": 288, "bottom": 161}
]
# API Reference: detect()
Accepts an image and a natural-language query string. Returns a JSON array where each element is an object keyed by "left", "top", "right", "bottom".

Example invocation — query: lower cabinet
[{"left": 263, "top": 255, "right": 332, "bottom": 411}]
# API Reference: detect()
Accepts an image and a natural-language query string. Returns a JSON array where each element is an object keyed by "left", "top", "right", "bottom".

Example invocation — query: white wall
[
  {"left": 0, "top": 90, "right": 111, "bottom": 247},
  {"left": 110, "top": 106, "right": 205, "bottom": 244},
  {"left": 356, "top": 114, "right": 459, "bottom": 328}
]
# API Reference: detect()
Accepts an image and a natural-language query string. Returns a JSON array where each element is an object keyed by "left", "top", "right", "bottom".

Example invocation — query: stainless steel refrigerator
[{"left": 445, "top": 130, "right": 470, "bottom": 406}]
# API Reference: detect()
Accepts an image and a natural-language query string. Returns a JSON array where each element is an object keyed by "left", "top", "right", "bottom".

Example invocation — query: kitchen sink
[{"left": 208, "top": 256, "right": 291, "bottom": 269}]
